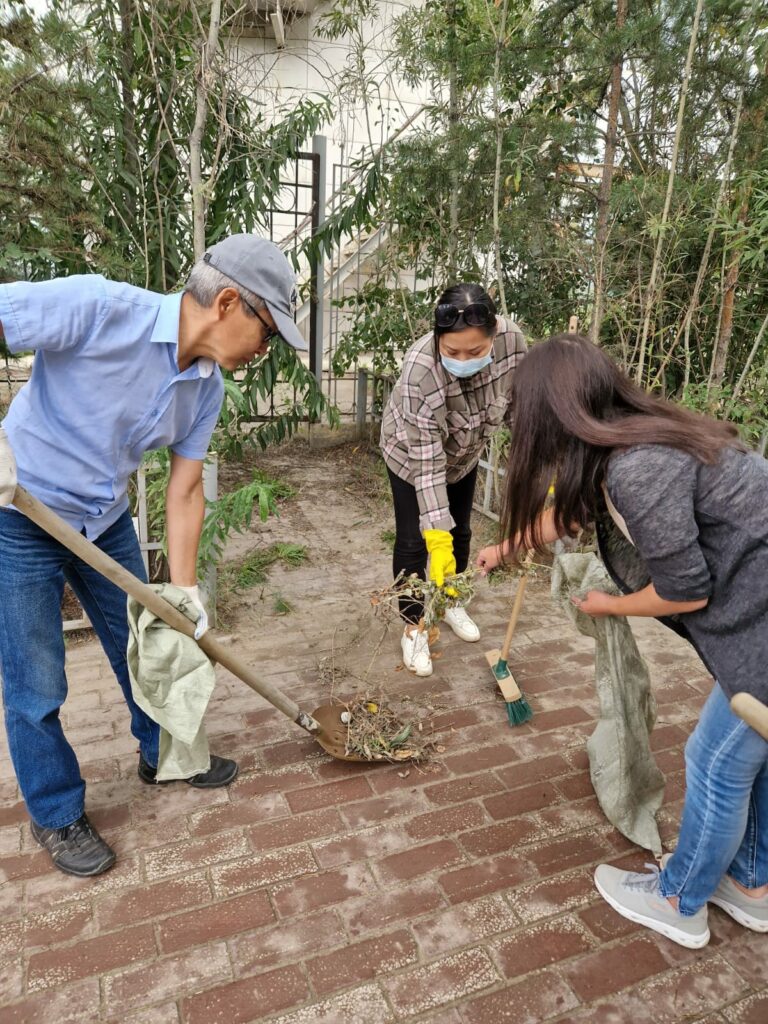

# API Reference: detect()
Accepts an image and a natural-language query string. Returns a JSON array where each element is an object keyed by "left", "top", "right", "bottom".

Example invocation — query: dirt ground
[{"left": 1, "top": 437, "right": 766, "bottom": 1024}]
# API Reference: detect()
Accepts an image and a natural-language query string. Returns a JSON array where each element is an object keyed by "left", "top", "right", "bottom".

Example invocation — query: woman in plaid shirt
[{"left": 380, "top": 284, "right": 527, "bottom": 676}]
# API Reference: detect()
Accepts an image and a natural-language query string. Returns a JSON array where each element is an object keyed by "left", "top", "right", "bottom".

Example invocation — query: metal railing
[
  {"left": 354, "top": 366, "right": 394, "bottom": 437},
  {"left": 474, "top": 451, "right": 505, "bottom": 523}
]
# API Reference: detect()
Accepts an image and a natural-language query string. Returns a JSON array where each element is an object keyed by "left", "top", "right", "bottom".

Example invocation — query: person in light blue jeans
[
  {"left": 477, "top": 333, "right": 768, "bottom": 949},
  {"left": 663, "top": 683, "right": 768, "bottom": 916}
]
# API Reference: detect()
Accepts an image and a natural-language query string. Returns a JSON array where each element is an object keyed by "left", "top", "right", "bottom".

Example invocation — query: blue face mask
[{"left": 440, "top": 350, "right": 493, "bottom": 378}]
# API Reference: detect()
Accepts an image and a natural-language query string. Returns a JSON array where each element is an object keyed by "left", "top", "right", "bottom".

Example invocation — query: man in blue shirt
[{"left": 0, "top": 235, "right": 306, "bottom": 877}]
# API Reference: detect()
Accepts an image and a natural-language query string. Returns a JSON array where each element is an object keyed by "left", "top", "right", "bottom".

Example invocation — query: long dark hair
[
  {"left": 501, "top": 333, "right": 744, "bottom": 559},
  {"left": 433, "top": 283, "right": 497, "bottom": 355}
]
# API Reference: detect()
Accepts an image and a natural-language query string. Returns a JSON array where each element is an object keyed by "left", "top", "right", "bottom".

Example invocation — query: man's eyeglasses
[{"left": 241, "top": 296, "right": 279, "bottom": 343}]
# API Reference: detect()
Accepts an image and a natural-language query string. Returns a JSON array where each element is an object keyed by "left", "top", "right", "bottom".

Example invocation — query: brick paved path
[{"left": 1, "top": 444, "right": 766, "bottom": 1023}]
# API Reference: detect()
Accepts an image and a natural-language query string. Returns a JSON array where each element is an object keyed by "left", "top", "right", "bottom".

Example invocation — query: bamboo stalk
[
  {"left": 591, "top": 0, "right": 627, "bottom": 345},
  {"left": 730, "top": 310, "right": 768, "bottom": 406},
  {"left": 190, "top": 0, "right": 222, "bottom": 259},
  {"left": 490, "top": 0, "right": 510, "bottom": 316},
  {"left": 634, "top": 0, "right": 705, "bottom": 386},
  {"left": 649, "top": 90, "right": 744, "bottom": 391}
]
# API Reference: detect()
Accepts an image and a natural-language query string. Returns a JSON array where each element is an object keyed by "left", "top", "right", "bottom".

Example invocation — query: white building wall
[
  {"left": 225, "top": 1, "right": 433, "bottom": 404},
  {"left": 228, "top": 0, "right": 429, "bottom": 240}
]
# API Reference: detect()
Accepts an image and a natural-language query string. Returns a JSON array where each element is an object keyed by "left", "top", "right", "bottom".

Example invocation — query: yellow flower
[{"left": 444, "top": 586, "right": 458, "bottom": 597}]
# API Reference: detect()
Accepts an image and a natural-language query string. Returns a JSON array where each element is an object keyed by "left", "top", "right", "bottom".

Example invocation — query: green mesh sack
[{"left": 552, "top": 551, "right": 664, "bottom": 857}]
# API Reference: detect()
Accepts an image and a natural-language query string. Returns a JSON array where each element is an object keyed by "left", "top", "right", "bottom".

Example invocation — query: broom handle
[
  {"left": 500, "top": 571, "right": 529, "bottom": 662},
  {"left": 731, "top": 692, "right": 768, "bottom": 741},
  {"left": 12, "top": 485, "right": 319, "bottom": 734}
]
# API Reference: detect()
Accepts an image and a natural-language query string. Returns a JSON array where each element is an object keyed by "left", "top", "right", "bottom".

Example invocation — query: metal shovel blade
[
  {"left": 311, "top": 704, "right": 373, "bottom": 762},
  {"left": 311, "top": 704, "right": 421, "bottom": 764}
]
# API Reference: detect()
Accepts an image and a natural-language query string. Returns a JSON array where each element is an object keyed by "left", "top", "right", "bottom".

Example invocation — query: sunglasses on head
[{"left": 435, "top": 302, "right": 494, "bottom": 329}]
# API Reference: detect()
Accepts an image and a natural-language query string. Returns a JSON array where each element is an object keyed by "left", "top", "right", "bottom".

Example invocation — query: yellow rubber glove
[{"left": 424, "top": 528, "right": 456, "bottom": 587}]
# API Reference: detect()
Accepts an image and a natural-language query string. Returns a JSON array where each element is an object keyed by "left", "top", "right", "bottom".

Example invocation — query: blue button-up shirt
[{"left": 0, "top": 275, "right": 224, "bottom": 539}]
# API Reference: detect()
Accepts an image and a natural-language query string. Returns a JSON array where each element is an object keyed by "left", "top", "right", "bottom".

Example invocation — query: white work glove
[
  {"left": 176, "top": 584, "right": 209, "bottom": 640},
  {"left": 0, "top": 427, "right": 17, "bottom": 506}
]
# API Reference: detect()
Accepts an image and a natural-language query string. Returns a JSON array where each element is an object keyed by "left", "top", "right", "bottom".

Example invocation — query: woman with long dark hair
[
  {"left": 381, "top": 284, "right": 527, "bottom": 676},
  {"left": 477, "top": 333, "right": 768, "bottom": 949}
]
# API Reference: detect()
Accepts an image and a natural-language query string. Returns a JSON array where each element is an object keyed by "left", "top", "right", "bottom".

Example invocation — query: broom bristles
[
  {"left": 486, "top": 649, "right": 533, "bottom": 726},
  {"left": 506, "top": 694, "right": 533, "bottom": 726}
]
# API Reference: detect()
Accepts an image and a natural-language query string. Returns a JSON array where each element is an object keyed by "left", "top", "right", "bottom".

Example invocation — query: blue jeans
[
  {"left": 660, "top": 683, "right": 768, "bottom": 915},
  {"left": 0, "top": 507, "right": 160, "bottom": 828}
]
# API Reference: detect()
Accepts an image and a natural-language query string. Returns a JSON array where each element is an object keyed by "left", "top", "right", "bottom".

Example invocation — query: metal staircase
[{"left": 273, "top": 108, "right": 426, "bottom": 410}]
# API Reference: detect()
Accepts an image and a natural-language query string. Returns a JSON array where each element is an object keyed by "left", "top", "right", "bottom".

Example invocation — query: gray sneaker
[
  {"left": 661, "top": 851, "right": 768, "bottom": 933},
  {"left": 594, "top": 863, "right": 710, "bottom": 949},
  {"left": 710, "top": 874, "right": 768, "bottom": 932}
]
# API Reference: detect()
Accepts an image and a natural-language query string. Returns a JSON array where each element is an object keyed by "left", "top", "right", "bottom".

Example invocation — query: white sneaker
[
  {"left": 443, "top": 605, "right": 480, "bottom": 642},
  {"left": 401, "top": 626, "right": 433, "bottom": 677}
]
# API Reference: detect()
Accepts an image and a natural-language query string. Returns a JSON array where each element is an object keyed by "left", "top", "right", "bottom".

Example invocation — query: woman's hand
[
  {"left": 574, "top": 582, "right": 708, "bottom": 619},
  {"left": 570, "top": 590, "right": 619, "bottom": 617},
  {"left": 476, "top": 544, "right": 505, "bottom": 576}
]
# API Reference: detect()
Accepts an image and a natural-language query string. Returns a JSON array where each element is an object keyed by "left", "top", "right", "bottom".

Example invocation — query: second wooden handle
[
  {"left": 500, "top": 572, "right": 529, "bottom": 661},
  {"left": 13, "top": 485, "right": 318, "bottom": 732}
]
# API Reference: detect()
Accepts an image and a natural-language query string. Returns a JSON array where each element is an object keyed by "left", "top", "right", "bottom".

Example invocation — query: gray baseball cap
[{"left": 202, "top": 234, "right": 308, "bottom": 351}]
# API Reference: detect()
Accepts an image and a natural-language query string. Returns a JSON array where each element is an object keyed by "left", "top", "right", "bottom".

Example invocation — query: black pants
[{"left": 387, "top": 464, "right": 478, "bottom": 624}]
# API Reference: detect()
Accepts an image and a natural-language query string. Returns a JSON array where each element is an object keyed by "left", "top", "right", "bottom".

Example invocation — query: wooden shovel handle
[{"left": 13, "top": 485, "right": 319, "bottom": 734}]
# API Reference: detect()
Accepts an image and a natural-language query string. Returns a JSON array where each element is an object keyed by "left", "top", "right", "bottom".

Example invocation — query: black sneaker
[
  {"left": 138, "top": 754, "right": 239, "bottom": 788},
  {"left": 30, "top": 813, "right": 116, "bottom": 877}
]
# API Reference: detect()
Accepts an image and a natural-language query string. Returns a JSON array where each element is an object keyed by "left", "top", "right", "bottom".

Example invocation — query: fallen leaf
[{"left": 391, "top": 725, "right": 412, "bottom": 746}]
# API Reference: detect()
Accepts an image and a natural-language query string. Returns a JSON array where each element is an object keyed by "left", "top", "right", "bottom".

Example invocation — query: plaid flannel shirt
[{"left": 380, "top": 316, "right": 527, "bottom": 532}]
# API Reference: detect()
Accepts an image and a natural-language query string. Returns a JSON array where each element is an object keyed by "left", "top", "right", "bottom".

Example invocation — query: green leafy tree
[
  {"left": 0, "top": 3, "right": 108, "bottom": 314},
  {"left": 2, "top": 0, "right": 336, "bottom": 446},
  {"left": 321, "top": 0, "right": 768, "bottom": 428}
]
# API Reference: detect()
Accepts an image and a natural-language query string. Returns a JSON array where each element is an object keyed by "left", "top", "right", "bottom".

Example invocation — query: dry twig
[{"left": 370, "top": 568, "right": 477, "bottom": 629}]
